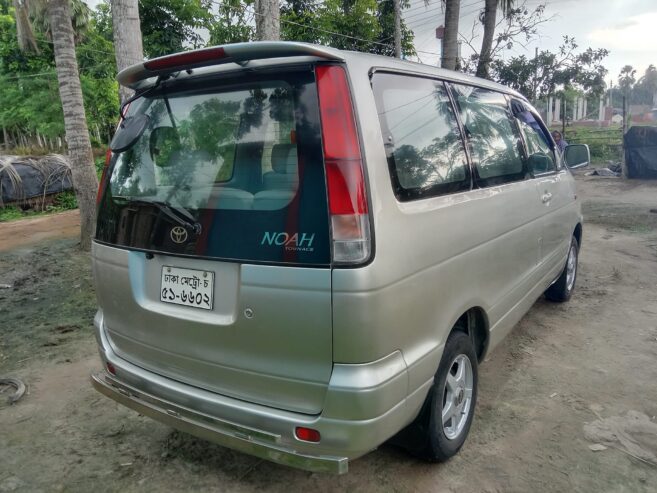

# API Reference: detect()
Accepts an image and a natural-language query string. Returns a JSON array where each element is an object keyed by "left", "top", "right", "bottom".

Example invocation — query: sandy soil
[
  {"left": 0, "top": 210, "right": 80, "bottom": 253},
  {"left": 1, "top": 175, "right": 657, "bottom": 492}
]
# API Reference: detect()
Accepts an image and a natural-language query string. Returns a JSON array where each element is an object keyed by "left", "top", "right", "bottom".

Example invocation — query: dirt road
[
  {"left": 0, "top": 210, "right": 80, "bottom": 252},
  {"left": 1, "top": 176, "right": 656, "bottom": 492}
]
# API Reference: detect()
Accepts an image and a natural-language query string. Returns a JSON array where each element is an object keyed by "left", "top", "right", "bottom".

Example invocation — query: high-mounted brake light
[
  {"left": 96, "top": 148, "right": 112, "bottom": 206},
  {"left": 143, "top": 47, "right": 226, "bottom": 72},
  {"left": 316, "top": 65, "right": 370, "bottom": 264}
]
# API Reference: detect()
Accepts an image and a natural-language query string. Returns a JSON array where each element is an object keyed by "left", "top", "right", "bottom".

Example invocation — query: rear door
[{"left": 94, "top": 68, "right": 332, "bottom": 414}]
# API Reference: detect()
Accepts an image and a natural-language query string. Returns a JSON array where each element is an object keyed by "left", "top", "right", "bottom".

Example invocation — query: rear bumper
[
  {"left": 92, "top": 311, "right": 431, "bottom": 474},
  {"left": 91, "top": 371, "right": 348, "bottom": 474}
]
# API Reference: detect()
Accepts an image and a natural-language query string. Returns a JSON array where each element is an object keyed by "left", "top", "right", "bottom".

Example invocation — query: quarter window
[
  {"left": 451, "top": 84, "right": 526, "bottom": 187},
  {"left": 372, "top": 73, "right": 470, "bottom": 201}
]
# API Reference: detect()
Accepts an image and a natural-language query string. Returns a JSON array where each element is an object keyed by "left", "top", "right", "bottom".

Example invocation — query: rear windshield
[{"left": 96, "top": 70, "right": 330, "bottom": 265}]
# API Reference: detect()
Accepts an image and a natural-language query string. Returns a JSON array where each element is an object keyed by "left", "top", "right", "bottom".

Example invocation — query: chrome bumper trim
[{"left": 91, "top": 371, "right": 349, "bottom": 474}]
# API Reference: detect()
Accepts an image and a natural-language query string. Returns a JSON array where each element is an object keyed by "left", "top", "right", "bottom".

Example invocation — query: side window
[
  {"left": 515, "top": 108, "right": 557, "bottom": 175},
  {"left": 372, "top": 73, "right": 470, "bottom": 201},
  {"left": 451, "top": 84, "right": 526, "bottom": 187}
]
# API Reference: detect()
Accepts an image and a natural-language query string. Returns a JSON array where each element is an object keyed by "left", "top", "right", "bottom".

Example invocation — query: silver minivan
[{"left": 92, "top": 42, "right": 585, "bottom": 474}]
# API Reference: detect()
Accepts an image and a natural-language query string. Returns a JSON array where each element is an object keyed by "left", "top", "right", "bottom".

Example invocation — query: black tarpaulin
[
  {"left": 624, "top": 126, "right": 657, "bottom": 179},
  {"left": 0, "top": 155, "right": 73, "bottom": 205}
]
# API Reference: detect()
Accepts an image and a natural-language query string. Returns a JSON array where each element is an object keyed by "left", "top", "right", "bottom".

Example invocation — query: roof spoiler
[{"left": 117, "top": 41, "right": 345, "bottom": 89}]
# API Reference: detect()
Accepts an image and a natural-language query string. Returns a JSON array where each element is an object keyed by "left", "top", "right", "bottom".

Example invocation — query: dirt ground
[
  {"left": 1, "top": 174, "right": 657, "bottom": 492},
  {"left": 0, "top": 210, "right": 80, "bottom": 253}
]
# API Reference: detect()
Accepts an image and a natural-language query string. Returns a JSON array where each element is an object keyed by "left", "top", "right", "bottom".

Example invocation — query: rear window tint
[
  {"left": 96, "top": 71, "right": 330, "bottom": 266},
  {"left": 451, "top": 84, "right": 527, "bottom": 187},
  {"left": 372, "top": 73, "right": 470, "bottom": 200}
]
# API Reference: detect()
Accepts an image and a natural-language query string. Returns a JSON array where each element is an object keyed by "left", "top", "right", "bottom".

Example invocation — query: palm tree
[
  {"left": 13, "top": 0, "right": 99, "bottom": 250},
  {"left": 441, "top": 0, "right": 460, "bottom": 70},
  {"left": 638, "top": 64, "right": 657, "bottom": 108},
  {"left": 13, "top": 0, "right": 40, "bottom": 52},
  {"left": 476, "top": 0, "right": 514, "bottom": 79},
  {"left": 255, "top": 0, "right": 280, "bottom": 40},
  {"left": 111, "top": 0, "right": 144, "bottom": 103}
]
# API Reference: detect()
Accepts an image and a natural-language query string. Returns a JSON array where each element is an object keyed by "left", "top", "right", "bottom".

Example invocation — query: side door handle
[{"left": 541, "top": 192, "right": 553, "bottom": 203}]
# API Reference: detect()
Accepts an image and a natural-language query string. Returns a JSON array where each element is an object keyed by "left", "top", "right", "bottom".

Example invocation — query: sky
[
  {"left": 405, "top": 0, "right": 657, "bottom": 84},
  {"left": 85, "top": 0, "right": 657, "bottom": 84}
]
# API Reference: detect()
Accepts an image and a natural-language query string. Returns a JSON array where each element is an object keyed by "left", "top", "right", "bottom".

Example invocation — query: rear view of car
[
  {"left": 92, "top": 41, "right": 582, "bottom": 474},
  {"left": 92, "top": 43, "right": 379, "bottom": 474}
]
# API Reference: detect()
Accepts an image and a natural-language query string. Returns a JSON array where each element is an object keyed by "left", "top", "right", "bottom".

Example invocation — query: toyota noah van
[{"left": 91, "top": 42, "right": 586, "bottom": 474}]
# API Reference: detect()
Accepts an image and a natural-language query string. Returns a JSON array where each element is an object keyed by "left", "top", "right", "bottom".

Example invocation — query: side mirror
[{"left": 564, "top": 144, "right": 590, "bottom": 169}]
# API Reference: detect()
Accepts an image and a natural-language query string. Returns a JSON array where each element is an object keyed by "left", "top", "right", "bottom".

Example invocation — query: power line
[
  {"left": 1, "top": 71, "right": 58, "bottom": 81},
  {"left": 226, "top": 2, "right": 443, "bottom": 58}
]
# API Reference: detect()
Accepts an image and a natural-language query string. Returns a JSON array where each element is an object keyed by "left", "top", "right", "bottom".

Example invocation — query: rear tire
[
  {"left": 545, "top": 236, "right": 579, "bottom": 302},
  {"left": 397, "top": 331, "right": 478, "bottom": 462}
]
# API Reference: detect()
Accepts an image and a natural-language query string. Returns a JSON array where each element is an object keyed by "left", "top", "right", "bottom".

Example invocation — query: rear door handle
[{"left": 541, "top": 192, "right": 553, "bottom": 203}]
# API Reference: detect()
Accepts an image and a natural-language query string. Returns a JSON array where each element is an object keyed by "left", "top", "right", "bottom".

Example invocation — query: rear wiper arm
[{"left": 118, "top": 198, "right": 201, "bottom": 234}]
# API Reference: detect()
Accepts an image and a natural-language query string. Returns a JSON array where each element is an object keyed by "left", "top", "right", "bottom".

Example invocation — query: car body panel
[{"left": 91, "top": 42, "right": 583, "bottom": 473}]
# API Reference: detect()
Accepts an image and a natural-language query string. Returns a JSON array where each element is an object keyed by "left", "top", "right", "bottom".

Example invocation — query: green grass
[
  {"left": 0, "top": 190, "right": 78, "bottom": 222},
  {"left": 559, "top": 126, "right": 624, "bottom": 163}
]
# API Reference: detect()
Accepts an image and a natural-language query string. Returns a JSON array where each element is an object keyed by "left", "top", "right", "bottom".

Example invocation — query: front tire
[
  {"left": 545, "top": 236, "right": 579, "bottom": 302},
  {"left": 402, "top": 331, "right": 478, "bottom": 462}
]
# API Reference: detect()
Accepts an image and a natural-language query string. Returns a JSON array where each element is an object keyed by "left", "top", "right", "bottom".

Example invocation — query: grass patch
[
  {"left": 0, "top": 190, "right": 78, "bottom": 222},
  {"left": 583, "top": 201, "right": 657, "bottom": 234}
]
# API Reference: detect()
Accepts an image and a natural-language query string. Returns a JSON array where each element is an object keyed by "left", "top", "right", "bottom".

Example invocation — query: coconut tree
[
  {"left": 255, "top": 0, "right": 280, "bottom": 40},
  {"left": 13, "top": 0, "right": 40, "bottom": 52},
  {"left": 441, "top": 0, "right": 460, "bottom": 70},
  {"left": 476, "top": 0, "right": 514, "bottom": 79},
  {"left": 111, "top": 0, "right": 144, "bottom": 103},
  {"left": 13, "top": 0, "right": 99, "bottom": 250},
  {"left": 421, "top": 0, "right": 460, "bottom": 70},
  {"left": 638, "top": 64, "right": 657, "bottom": 107}
]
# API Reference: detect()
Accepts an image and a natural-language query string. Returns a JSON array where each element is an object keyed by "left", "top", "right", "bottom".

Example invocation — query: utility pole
[
  {"left": 533, "top": 46, "right": 538, "bottom": 103},
  {"left": 255, "top": 0, "right": 280, "bottom": 41},
  {"left": 562, "top": 97, "right": 566, "bottom": 136},
  {"left": 393, "top": 0, "right": 402, "bottom": 58}
]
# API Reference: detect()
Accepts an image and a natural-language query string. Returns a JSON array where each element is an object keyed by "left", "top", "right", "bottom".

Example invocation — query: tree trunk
[
  {"left": 13, "top": 0, "right": 40, "bottom": 53},
  {"left": 476, "top": 0, "right": 497, "bottom": 78},
  {"left": 441, "top": 0, "right": 460, "bottom": 70},
  {"left": 393, "top": 0, "right": 402, "bottom": 58},
  {"left": 48, "top": 0, "right": 99, "bottom": 251},
  {"left": 111, "top": 0, "right": 144, "bottom": 103},
  {"left": 255, "top": 0, "right": 280, "bottom": 41}
]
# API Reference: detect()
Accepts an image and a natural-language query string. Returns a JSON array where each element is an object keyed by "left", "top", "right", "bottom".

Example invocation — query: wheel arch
[
  {"left": 573, "top": 223, "right": 583, "bottom": 248},
  {"left": 449, "top": 307, "right": 490, "bottom": 363}
]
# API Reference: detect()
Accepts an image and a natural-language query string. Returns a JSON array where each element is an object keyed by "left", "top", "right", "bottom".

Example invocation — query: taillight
[
  {"left": 316, "top": 65, "right": 371, "bottom": 264},
  {"left": 295, "top": 427, "right": 321, "bottom": 443},
  {"left": 96, "top": 148, "right": 111, "bottom": 206}
]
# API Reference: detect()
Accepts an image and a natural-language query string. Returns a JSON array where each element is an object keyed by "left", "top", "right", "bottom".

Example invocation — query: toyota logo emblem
[{"left": 170, "top": 226, "right": 188, "bottom": 244}]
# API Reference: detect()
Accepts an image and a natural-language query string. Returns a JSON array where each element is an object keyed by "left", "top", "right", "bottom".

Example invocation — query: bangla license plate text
[{"left": 160, "top": 266, "right": 214, "bottom": 310}]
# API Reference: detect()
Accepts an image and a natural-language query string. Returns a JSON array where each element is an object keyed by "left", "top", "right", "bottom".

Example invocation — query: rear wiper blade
[{"left": 117, "top": 198, "right": 201, "bottom": 234}]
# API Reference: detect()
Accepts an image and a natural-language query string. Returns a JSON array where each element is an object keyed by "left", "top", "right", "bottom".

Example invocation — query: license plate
[{"left": 160, "top": 266, "right": 214, "bottom": 310}]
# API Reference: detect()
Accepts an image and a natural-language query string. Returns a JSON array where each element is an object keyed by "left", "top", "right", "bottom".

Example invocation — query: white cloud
[{"left": 588, "top": 11, "right": 657, "bottom": 52}]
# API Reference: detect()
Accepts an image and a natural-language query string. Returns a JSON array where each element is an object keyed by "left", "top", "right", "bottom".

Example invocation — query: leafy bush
[
  {"left": 51, "top": 191, "right": 78, "bottom": 210},
  {"left": 0, "top": 191, "right": 78, "bottom": 222}
]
